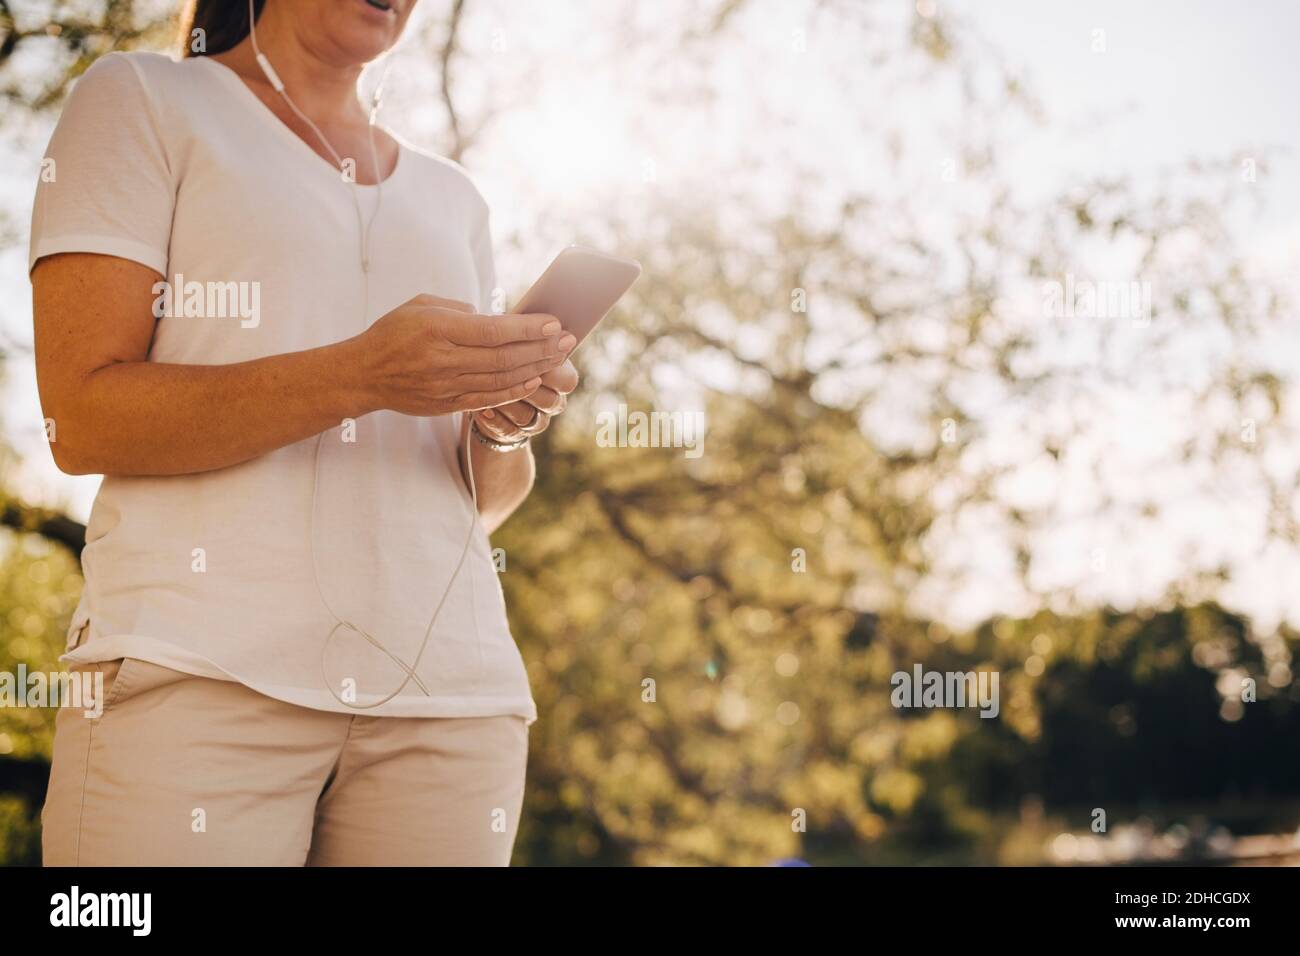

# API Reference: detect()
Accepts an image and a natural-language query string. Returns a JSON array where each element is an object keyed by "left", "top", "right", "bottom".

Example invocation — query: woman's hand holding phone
[
  {"left": 356, "top": 294, "right": 576, "bottom": 417},
  {"left": 469, "top": 246, "right": 639, "bottom": 444}
]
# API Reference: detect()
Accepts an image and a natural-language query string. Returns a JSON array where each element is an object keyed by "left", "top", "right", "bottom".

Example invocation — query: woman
[{"left": 30, "top": 0, "right": 575, "bottom": 865}]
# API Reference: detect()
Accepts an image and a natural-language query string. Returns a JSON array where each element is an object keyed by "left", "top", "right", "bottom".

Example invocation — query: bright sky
[
  {"left": 926, "top": 0, "right": 1300, "bottom": 627},
  {"left": 967, "top": 0, "right": 1300, "bottom": 262},
  {"left": 1, "top": 0, "right": 1297, "bottom": 630}
]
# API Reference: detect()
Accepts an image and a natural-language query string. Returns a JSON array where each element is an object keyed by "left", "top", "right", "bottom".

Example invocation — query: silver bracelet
[{"left": 471, "top": 418, "right": 531, "bottom": 453}]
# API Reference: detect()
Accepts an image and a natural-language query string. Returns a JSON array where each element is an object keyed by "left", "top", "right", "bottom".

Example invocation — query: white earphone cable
[{"left": 248, "top": 0, "right": 481, "bottom": 709}]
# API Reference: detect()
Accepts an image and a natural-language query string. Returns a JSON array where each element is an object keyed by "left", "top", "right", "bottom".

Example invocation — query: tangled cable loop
[{"left": 313, "top": 426, "right": 480, "bottom": 711}]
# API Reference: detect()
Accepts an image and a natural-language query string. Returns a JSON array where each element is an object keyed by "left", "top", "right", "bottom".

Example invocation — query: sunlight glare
[{"left": 508, "top": 86, "right": 644, "bottom": 205}]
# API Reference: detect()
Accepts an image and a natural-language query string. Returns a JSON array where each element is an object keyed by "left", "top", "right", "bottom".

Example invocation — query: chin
[{"left": 330, "top": 0, "right": 411, "bottom": 62}]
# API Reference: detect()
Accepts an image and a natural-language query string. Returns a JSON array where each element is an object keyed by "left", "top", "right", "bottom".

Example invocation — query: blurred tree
[
  {"left": 0, "top": 0, "right": 1296, "bottom": 867},
  {"left": 0, "top": 529, "right": 84, "bottom": 864},
  {"left": 0, "top": 0, "right": 173, "bottom": 107}
]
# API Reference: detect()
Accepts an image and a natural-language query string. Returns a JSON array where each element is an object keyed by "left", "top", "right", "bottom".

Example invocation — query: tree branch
[
  {"left": 438, "top": 0, "right": 467, "bottom": 162},
  {"left": 1, "top": 500, "right": 85, "bottom": 558}
]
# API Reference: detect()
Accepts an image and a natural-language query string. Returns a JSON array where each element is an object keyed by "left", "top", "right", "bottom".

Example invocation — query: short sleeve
[{"left": 29, "top": 52, "right": 175, "bottom": 277}]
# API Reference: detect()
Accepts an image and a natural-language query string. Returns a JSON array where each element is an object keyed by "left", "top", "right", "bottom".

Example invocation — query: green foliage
[
  {"left": 3, "top": 0, "right": 1298, "bottom": 868},
  {"left": 0, "top": 529, "right": 83, "bottom": 866},
  {"left": 0, "top": 530, "right": 83, "bottom": 762},
  {"left": 0, "top": 795, "right": 41, "bottom": 866}
]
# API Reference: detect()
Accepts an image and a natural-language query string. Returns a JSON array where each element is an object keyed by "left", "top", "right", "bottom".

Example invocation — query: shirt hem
[
  {"left": 61, "top": 633, "right": 538, "bottom": 724},
  {"left": 30, "top": 234, "right": 168, "bottom": 277}
]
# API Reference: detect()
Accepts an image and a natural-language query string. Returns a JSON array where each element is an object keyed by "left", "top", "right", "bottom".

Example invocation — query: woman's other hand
[{"left": 471, "top": 359, "right": 578, "bottom": 443}]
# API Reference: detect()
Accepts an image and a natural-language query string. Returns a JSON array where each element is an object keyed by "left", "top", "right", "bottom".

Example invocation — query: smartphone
[{"left": 511, "top": 245, "right": 641, "bottom": 350}]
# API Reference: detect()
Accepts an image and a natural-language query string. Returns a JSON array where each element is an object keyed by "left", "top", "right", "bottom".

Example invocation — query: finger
[
  {"left": 490, "top": 404, "right": 549, "bottom": 437},
  {"left": 441, "top": 312, "right": 563, "bottom": 347},
  {"left": 456, "top": 336, "right": 573, "bottom": 374},
  {"left": 496, "top": 400, "right": 538, "bottom": 428},
  {"left": 459, "top": 377, "right": 544, "bottom": 410},
  {"left": 415, "top": 295, "right": 474, "bottom": 313},
  {"left": 520, "top": 411, "right": 551, "bottom": 437},
  {"left": 518, "top": 387, "right": 565, "bottom": 416},
  {"left": 455, "top": 356, "right": 570, "bottom": 393},
  {"left": 476, "top": 408, "right": 526, "bottom": 442},
  {"left": 501, "top": 399, "right": 557, "bottom": 430},
  {"left": 539, "top": 359, "right": 579, "bottom": 394}
]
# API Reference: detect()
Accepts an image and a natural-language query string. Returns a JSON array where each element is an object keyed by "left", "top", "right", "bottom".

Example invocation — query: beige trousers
[{"left": 42, "top": 658, "right": 529, "bottom": 866}]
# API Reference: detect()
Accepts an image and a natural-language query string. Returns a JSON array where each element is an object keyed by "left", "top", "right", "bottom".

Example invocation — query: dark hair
[{"left": 177, "top": 0, "right": 266, "bottom": 58}]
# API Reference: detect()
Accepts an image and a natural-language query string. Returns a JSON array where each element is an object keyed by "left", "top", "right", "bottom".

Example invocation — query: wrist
[{"left": 332, "top": 333, "right": 383, "bottom": 418}]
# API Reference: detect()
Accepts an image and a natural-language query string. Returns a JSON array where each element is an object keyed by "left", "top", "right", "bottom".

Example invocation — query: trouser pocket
[{"left": 64, "top": 658, "right": 132, "bottom": 719}]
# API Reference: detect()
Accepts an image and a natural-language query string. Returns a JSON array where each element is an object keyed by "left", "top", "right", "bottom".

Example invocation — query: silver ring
[
  {"left": 471, "top": 419, "right": 529, "bottom": 453},
  {"left": 517, "top": 405, "right": 546, "bottom": 435}
]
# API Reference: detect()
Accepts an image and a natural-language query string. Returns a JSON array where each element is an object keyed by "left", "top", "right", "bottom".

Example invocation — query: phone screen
[{"left": 511, "top": 246, "right": 641, "bottom": 348}]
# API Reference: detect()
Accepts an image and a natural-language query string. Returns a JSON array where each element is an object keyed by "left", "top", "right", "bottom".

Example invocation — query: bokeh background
[{"left": 1, "top": 0, "right": 1299, "bottom": 865}]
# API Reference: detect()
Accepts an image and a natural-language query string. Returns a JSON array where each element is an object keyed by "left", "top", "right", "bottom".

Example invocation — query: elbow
[
  {"left": 48, "top": 436, "right": 96, "bottom": 476},
  {"left": 42, "top": 411, "right": 100, "bottom": 476}
]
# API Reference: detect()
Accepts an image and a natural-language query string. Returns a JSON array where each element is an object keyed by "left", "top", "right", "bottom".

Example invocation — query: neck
[{"left": 226, "top": 6, "right": 368, "bottom": 124}]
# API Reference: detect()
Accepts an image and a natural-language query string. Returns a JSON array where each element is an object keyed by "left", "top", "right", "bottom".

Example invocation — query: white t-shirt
[{"left": 29, "top": 51, "right": 536, "bottom": 722}]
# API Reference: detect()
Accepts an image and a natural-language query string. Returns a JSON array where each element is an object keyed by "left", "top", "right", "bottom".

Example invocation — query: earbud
[
  {"left": 248, "top": 1, "right": 282, "bottom": 89},
  {"left": 255, "top": 52, "right": 284, "bottom": 92}
]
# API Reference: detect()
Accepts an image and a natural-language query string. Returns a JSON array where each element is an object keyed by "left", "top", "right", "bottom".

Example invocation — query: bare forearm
[
  {"left": 460, "top": 417, "right": 536, "bottom": 534},
  {"left": 47, "top": 336, "right": 375, "bottom": 476},
  {"left": 34, "top": 255, "right": 567, "bottom": 480}
]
